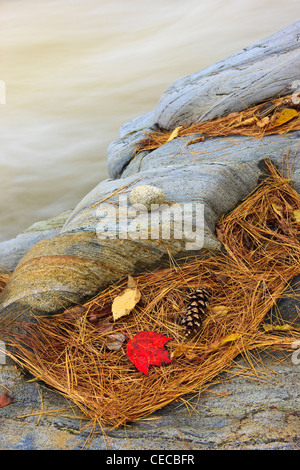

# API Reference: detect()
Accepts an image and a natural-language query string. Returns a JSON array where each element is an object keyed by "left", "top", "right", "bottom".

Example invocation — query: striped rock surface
[{"left": 0, "top": 21, "right": 300, "bottom": 323}]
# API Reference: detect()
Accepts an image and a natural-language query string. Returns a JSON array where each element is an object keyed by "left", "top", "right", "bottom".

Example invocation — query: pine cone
[{"left": 180, "top": 286, "right": 212, "bottom": 337}]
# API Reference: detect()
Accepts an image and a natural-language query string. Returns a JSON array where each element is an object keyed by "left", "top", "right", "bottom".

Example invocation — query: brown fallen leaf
[
  {"left": 112, "top": 275, "right": 141, "bottom": 321},
  {"left": 0, "top": 391, "right": 14, "bottom": 408},
  {"left": 106, "top": 332, "right": 126, "bottom": 350},
  {"left": 94, "top": 319, "right": 114, "bottom": 334},
  {"left": 88, "top": 303, "right": 113, "bottom": 323},
  {"left": 187, "top": 135, "right": 205, "bottom": 146},
  {"left": 62, "top": 305, "right": 86, "bottom": 319},
  {"left": 211, "top": 305, "right": 229, "bottom": 316},
  {"left": 93, "top": 319, "right": 125, "bottom": 350},
  {"left": 256, "top": 116, "right": 270, "bottom": 128},
  {"left": 127, "top": 274, "right": 137, "bottom": 288}
]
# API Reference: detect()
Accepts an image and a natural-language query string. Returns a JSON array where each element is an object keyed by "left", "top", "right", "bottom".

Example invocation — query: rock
[
  {"left": 1, "top": 22, "right": 300, "bottom": 322},
  {"left": 0, "top": 22, "right": 300, "bottom": 450},
  {"left": 2, "top": 133, "right": 300, "bottom": 321},
  {"left": 129, "top": 185, "right": 166, "bottom": 210},
  {"left": 267, "top": 276, "right": 300, "bottom": 327},
  {"left": 107, "top": 129, "right": 148, "bottom": 179},
  {"left": 154, "top": 20, "right": 300, "bottom": 130},
  {"left": 118, "top": 110, "right": 155, "bottom": 139},
  {"left": 0, "top": 350, "right": 299, "bottom": 450},
  {"left": 0, "top": 211, "right": 71, "bottom": 271}
]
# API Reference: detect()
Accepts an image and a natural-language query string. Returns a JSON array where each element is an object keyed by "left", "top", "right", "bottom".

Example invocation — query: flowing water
[{"left": 1, "top": 0, "right": 299, "bottom": 242}]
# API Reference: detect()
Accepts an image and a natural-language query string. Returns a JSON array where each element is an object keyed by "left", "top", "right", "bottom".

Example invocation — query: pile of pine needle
[
  {"left": 1, "top": 161, "right": 300, "bottom": 430},
  {"left": 135, "top": 94, "right": 300, "bottom": 155}
]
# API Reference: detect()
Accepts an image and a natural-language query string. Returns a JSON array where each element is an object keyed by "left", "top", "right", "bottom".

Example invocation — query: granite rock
[
  {"left": 0, "top": 349, "right": 299, "bottom": 450},
  {"left": 0, "top": 22, "right": 300, "bottom": 449}
]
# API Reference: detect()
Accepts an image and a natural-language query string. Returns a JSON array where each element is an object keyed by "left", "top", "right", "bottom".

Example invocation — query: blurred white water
[{"left": 1, "top": 0, "right": 299, "bottom": 242}]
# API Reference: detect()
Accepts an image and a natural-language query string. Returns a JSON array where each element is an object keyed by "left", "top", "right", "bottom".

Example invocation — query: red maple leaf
[
  {"left": 126, "top": 331, "right": 172, "bottom": 375},
  {"left": 0, "top": 391, "right": 14, "bottom": 408}
]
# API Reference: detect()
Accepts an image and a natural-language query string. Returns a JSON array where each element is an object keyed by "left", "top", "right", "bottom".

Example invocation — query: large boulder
[
  {"left": 0, "top": 22, "right": 300, "bottom": 450},
  {"left": 0, "top": 21, "right": 300, "bottom": 324}
]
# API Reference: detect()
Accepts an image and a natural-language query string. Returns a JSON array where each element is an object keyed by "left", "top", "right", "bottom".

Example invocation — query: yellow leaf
[
  {"left": 170, "top": 346, "right": 186, "bottom": 359},
  {"left": 240, "top": 117, "right": 257, "bottom": 126},
  {"left": 220, "top": 333, "right": 242, "bottom": 344},
  {"left": 271, "top": 203, "right": 283, "bottom": 217},
  {"left": 231, "top": 117, "right": 256, "bottom": 128},
  {"left": 293, "top": 209, "right": 300, "bottom": 224},
  {"left": 262, "top": 324, "right": 272, "bottom": 332},
  {"left": 268, "top": 108, "right": 299, "bottom": 129},
  {"left": 112, "top": 276, "right": 141, "bottom": 321},
  {"left": 209, "top": 333, "right": 241, "bottom": 351},
  {"left": 166, "top": 126, "right": 182, "bottom": 142},
  {"left": 211, "top": 305, "right": 229, "bottom": 316},
  {"left": 262, "top": 323, "right": 294, "bottom": 332}
]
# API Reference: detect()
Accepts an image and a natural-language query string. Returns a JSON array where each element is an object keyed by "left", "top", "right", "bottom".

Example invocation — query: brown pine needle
[
  {"left": 134, "top": 95, "right": 300, "bottom": 156},
  {"left": 1, "top": 160, "right": 300, "bottom": 430}
]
